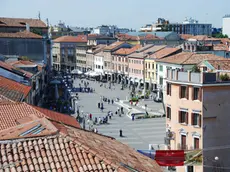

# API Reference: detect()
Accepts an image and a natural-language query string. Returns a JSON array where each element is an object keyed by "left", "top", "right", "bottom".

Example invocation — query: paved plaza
[{"left": 72, "top": 78, "right": 166, "bottom": 150}]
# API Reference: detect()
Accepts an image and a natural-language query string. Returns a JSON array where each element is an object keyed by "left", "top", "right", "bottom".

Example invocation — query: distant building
[
  {"left": 223, "top": 15, "right": 230, "bottom": 37},
  {"left": 140, "top": 17, "right": 212, "bottom": 36},
  {"left": 93, "top": 25, "right": 130, "bottom": 37},
  {"left": 52, "top": 35, "right": 87, "bottom": 71},
  {"left": 87, "top": 34, "right": 117, "bottom": 46}
]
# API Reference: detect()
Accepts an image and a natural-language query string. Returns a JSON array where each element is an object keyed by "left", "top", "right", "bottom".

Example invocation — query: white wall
[
  {"left": 203, "top": 86, "right": 230, "bottom": 171},
  {"left": 94, "top": 55, "right": 104, "bottom": 73},
  {"left": 223, "top": 17, "right": 230, "bottom": 37}
]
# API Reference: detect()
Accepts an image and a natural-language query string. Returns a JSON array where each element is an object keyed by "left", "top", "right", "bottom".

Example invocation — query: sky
[{"left": 1, "top": 0, "right": 229, "bottom": 29}]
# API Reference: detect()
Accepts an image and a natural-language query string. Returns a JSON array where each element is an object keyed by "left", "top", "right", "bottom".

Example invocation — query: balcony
[
  {"left": 177, "top": 143, "right": 188, "bottom": 150},
  {"left": 166, "top": 69, "right": 229, "bottom": 84}
]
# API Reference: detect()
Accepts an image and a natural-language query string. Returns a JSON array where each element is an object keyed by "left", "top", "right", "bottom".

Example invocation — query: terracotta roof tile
[
  {"left": 128, "top": 45, "right": 166, "bottom": 59},
  {"left": 116, "top": 34, "right": 139, "bottom": 41},
  {"left": 0, "top": 76, "right": 31, "bottom": 102},
  {"left": 180, "top": 34, "right": 194, "bottom": 40},
  {"left": 7, "top": 60, "right": 44, "bottom": 72},
  {"left": 0, "top": 107, "right": 162, "bottom": 172},
  {"left": 0, "top": 95, "right": 16, "bottom": 105},
  {"left": 0, "top": 17, "right": 47, "bottom": 28},
  {"left": 205, "top": 59, "right": 230, "bottom": 70},
  {"left": 0, "top": 61, "right": 33, "bottom": 78},
  {"left": 0, "top": 103, "right": 80, "bottom": 130},
  {"left": 113, "top": 44, "right": 141, "bottom": 55},
  {"left": 32, "top": 106, "right": 81, "bottom": 128},
  {"left": 139, "top": 34, "right": 163, "bottom": 40},
  {"left": 213, "top": 44, "right": 229, "bottom": 51},
  {"left": 104, "top": 41, "right": 126, "bottom": 51},
  {"left": 54, "top": 35, "right": 87, "bottom": 43},
  {"left": 150, "top": 47, "right": 181, "bottom": 59},
  {"left": 0, "top": 30, "right": 42, "bottom": 39},
  {"left": 157, "top": 52, "right": 225, "bottom": 65},
  {"left": 189, "top": 35, "right": 220, "bottom": 41}
]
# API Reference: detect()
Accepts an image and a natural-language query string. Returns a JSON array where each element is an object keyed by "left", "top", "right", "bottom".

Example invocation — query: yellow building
[{"left": 145, "top": 47, "right": 182, "bottom": 90}]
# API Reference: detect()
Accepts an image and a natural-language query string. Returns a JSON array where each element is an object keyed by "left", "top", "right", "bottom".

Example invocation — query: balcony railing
[{"left": 177, "top": 143, "right": 188, "bottom": 150}]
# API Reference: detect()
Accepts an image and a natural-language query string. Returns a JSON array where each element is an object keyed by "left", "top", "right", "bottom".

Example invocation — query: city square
[{"left": 72, "top": 78, "right": 166, "bottom": 150}]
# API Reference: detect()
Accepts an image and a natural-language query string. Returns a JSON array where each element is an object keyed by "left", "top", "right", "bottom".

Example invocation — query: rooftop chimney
[{"left": 26, "top": 23, "right": 30, "bottom": 32}]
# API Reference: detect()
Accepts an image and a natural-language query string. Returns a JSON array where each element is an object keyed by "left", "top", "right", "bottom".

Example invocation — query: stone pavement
[{"left": 72, "top": 78, "right": 166, "bottom": 151}]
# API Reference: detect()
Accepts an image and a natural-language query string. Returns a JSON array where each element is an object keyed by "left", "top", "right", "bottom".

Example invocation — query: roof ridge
[{"left": 181, "top": 52, "right": 194, "bottom": 64}]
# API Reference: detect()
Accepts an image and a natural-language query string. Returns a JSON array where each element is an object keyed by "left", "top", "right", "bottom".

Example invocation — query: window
[
  {"left": 193, "top": 87, "right": 199, "bottom": 100},
  {"left": 180, "top": 86, "right": 188, "bottom": 99},
  {"left": 152, "top": 63, "right": 154, "bottom": 69},
  {"left": 187, "top": 166, "right": 194, "bottom": 172},
  {"left": 191, "top": 113, "right": 201, "bottom": 127},
  {"left": 167, "top": 107, "right": 171, "bottom": 119},
  {"left": 159, "top": 65, "right": 163, "bottom": 71},
  {"left": 194, "top": 138, "right": 199, "bottom": 149},
  {"left": 148, "top": 63, "right": 150, "bottom": 69},
  {"left": 178, "top": 111, "right": 188, "bottom": 124},
  {"left": 159, "top": 77, "right": 163, "bottom": 85},
  {"left": 167, "top": 83, "right": 171, "bottom": 96}
]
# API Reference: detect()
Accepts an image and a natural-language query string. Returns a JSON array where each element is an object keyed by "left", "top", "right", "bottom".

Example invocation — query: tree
[
  {"left": 212, "top": 33, "right": 228, "bottom": 38},
  {"left": 220, "top": 73, "right": 229, "bottom": 81},
  {"left": 191, "top": 65, "right": 200, "bottom": 73}
]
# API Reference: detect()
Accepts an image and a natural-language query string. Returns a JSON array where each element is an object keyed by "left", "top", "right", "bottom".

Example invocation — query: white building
[
  {"left": 93, "top": 25, "right": 130, "bottom": 36},
  {"left": 223, "top": 15, "right": 230, "bottom": 37},
  {"left": 94, "top": 51, "right": 104, "bottom": 74}
]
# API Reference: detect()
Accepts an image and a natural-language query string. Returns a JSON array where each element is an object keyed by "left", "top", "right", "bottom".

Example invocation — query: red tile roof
[
  {"left": 0, "top": 17, "right": 47, "bottom": 28},
  {"left": 189, "top": 35, "right": 220, "bottom": 41},
  {"left": 205, "top": 60, "right": 230, "bottom": 70},
  {"left": 116, "top": 34, "right": 139, "bottom": 41},
  {"left": 0, "top": 61, "right": 33, "bottom": 78},
  {"left": 150, "top": 47, "right": 181, "bottom": 59},
  {"left": 0, "top": 95, "right": 16, "bottom": 105},
  {"left": 180, "top": 34, "right": 194, "bottom": 40},
  {"left": 220, "top": 38, "right": 230, "bottom": 45},
  {"left": 7, "top": 60, "right": 44, "bottom": 71},
  {"left": 104, "top": 41, "right": 126, "bottom": 51},
  {"left": 0, "top": 76, "right": 31, "bottom": 102},
  {"left": 32, "top": 106, "right": 81, "bottom": 128},
  {"left": 54, "top": 35, "right": 87, "bottom": 43},
  {"left": 0, "top": 118, "right": 161, "bottom": 171},
  {"left": 213, "top": 44, "right": 229, "bottom": 51},
  {"left": 157, "top": 52, "right": 225, "bottom": 65},
  {"left": 0, "top": 30, "right": 42, "bottom": 39},
  {"left": 113, "top": 44, "right": 141, "bottom": 55},
  {"left": 139, "top": 34, "right": 163, "bottom": 40},
  {"left": 0, "top": 103, "right": 80, "bottom": 131}
]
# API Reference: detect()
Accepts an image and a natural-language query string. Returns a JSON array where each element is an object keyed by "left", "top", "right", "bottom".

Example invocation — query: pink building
[{"left": 112, "top": 44, "right": 141, "bottom": 83}]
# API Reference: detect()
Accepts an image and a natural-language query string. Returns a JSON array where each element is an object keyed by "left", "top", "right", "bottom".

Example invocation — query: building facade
[
  {"left": 87, "top": 34, "right": 117, "bottom": 46},
  {"left": 165, "top": 69, "right": 230, "bottom": 172},
  {"left": 222, "top": 15, "right": 230, "bottom": 37},
  {"left": 52, "top": 35, "right": 87, "bottom": 71},
  {"left": 86, "top": 44, "right": 106, "bottom": 71},
  {"left": 94, "top": 52, "right": 104, "bottom": 75}
]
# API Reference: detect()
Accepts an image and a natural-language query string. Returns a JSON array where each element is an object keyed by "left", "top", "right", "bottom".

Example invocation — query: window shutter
[
  {"left": 166, "top": 107, "right": 169, "bottom": 118},
  {"left": 186, "top": 86, "right": 189, "bottom": 99},
  {"left": 199, "top": 115, "right": 202, "bottom": 127},
  {"left": 191, "top": 87, "right": 194, "bottom": 100},
  {"left": 199, "top": 88, "right": 202, "bottom": 101},
  {"left": 179, "top": 86, "right": 182, "bottom": 99},
  {"left": 178, "top": 111, "right": 181, "bottom": 123},
  {"left": 191, "top": 113, "right": 194, "bottom": 125},
  {"left": 186, "top": 112, "right": 188, "bottom": 124},
  {"left": 169, "top": 84, "right": 171, "bottom": 96}
]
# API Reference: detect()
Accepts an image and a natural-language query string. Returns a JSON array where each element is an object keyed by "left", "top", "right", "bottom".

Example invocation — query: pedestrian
[
  {"left": 98, "top": 102, "right": 100, "bottom": 108},
  {"left": 121, "top": 107, "right": 124, "bottom": 114},
  {"left": 111, "top": 99, "right": 114, "bottom": 104},
  {"left": 119, "top": 129, "right": 123, "bottom": 137},
  {"left": 108, "top": 99, "right": 110, "bottom": 104},
  {"left": 132, "top": 114, "right": 135, "bottom": 121},
  {"left": 89, "top": 113, "right": 92, "bottom": 120}
]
